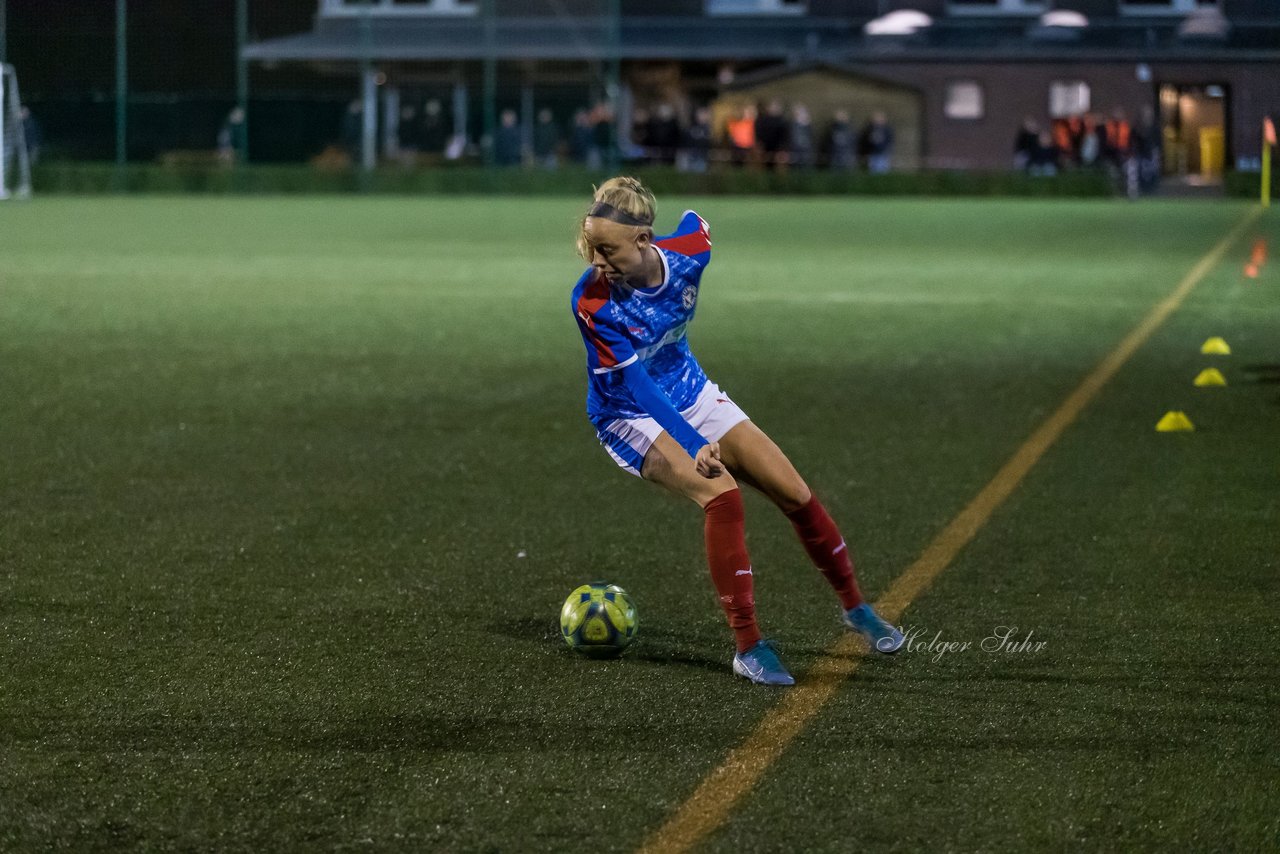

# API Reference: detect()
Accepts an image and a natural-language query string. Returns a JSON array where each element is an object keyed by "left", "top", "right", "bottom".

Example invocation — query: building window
[
  {"left": 1049, "top": 81, "right": 1090, "bottom": 118},
  {"left": 947, "top": 0, "right": 1048, "bottom": 16},
  {"left": 706, "top": 0, "right": 807, "bottom": 15},
  {"left": 944, "top": 81, "right": 984, "bottom": 120}
]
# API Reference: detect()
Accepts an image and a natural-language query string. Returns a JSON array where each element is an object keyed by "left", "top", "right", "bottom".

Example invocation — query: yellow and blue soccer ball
[{"left": 560, "top": 582, "right": 638, "bottom": 658}]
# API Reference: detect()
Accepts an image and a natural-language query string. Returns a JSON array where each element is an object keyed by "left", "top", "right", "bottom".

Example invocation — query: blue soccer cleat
[
  {"left": 732, "top": 639, "right": 796, "bottom": 686},
  {"left": 843, "top": 603, "right": 905, "bottom": 654}
]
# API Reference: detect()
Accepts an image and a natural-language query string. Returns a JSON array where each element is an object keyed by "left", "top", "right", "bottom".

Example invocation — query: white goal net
[{"left": 1, "top": 64, "right": 33, "bottom": 200}]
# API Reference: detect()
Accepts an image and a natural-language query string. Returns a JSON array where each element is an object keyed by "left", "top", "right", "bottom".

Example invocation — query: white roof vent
[
  {"left": 864, "top": 9, "right": 933, "bottom": 36},
  {"left": 1040, "top": 10, "right": 1088, "bottom": 28}
]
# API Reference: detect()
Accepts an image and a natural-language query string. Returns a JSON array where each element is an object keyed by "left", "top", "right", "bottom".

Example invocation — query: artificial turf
[{"left": 1, "top": 196, "right": 1276, "bottom": 851}]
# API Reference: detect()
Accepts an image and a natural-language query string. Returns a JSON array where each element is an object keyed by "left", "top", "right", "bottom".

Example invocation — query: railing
[
  {"left": 705, "top": 0, "right": 807, "bottom": 15},
  {"left": 946, "top": 0, "right": 1048, "bottom": 17},
  {"left": 318, "top": 0, "right": 477, "bottom": 18},
  {"left": 1118, "top": 0, "right": 1219, "bottom": 16}
]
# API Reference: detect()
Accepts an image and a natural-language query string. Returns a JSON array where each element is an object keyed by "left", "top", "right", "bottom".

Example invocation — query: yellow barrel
[{"left": 1199, "top": 127, "right": 1224, "bottom": 179}]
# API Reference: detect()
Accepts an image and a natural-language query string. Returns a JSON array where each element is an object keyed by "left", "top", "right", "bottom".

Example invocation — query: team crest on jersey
[{"left": 682, "top": 285, "right": 698, "bottom": 310}]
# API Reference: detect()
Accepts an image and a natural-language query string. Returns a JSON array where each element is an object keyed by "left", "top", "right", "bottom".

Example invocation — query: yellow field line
[{"left": 636, "top": 205, "right": 1263, "bottom": 854}]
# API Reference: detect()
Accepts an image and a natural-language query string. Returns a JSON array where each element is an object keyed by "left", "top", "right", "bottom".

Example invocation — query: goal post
[{"left": 0, "top": 63, "right": 33, "bottom": 200}]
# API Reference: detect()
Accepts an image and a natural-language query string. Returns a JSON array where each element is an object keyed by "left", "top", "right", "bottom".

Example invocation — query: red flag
[{"left": 1265, "top": 117, "right": 1277, "bottom": 147}]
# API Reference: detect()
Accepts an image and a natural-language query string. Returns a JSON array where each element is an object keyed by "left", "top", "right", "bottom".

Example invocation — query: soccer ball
[{"left": 560, "top": 582, "right": 638, "bottom": 658}]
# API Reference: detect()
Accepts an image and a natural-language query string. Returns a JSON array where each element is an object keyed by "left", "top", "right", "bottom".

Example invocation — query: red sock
[
  {"left": 704, "top": 489, "right": 762, "bottom": 653},
  {"left": 785, "top": 495, "right": 864, "bottom": 610}
]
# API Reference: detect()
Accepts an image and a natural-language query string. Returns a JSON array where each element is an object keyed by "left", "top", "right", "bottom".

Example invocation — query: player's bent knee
[
  {"left": 775, "top": 481, "right": 813, "bottom": 513},
  {"left": 692, "top": 473, "right": 738, "bottom": 506},
  {"left": 703, "top": 476, "right": 741, "bottom": 505},
  {"left": 640, "top": 440, "right": 739, "bottom": 506}
]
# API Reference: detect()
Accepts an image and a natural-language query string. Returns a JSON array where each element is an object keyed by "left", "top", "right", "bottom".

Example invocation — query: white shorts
[{"left": 595, "top": 381, "right": 750, "bottom": 477}]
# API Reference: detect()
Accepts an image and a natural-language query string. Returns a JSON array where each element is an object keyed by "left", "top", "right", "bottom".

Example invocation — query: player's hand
[{"left": 695, "top": 443, "right": 724, "bottom": 479}]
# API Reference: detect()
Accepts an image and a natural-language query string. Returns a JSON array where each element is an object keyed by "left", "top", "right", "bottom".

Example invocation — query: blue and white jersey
[{"left": 571, "top": 210, "right": 713, "bottom": 424}]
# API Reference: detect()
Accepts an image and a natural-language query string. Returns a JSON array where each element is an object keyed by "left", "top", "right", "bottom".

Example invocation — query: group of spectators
[
  {"left": 509, "top": 102, "right": 620, "bottom": 169},
  {"left": 719, "top": 101, "right": 895, "bottom": 173},
  {"left": 339, "top": 97, "right": 462, "bottom": 164},
  {"left": 331, "top": 92, "right": 1173, "bottom": 193},
  {"left": 1013, "top": 107, "right": 1162, "bottom": 193},
  {"left": 489, "top": 99, "right": 898, "bottom": 173}
]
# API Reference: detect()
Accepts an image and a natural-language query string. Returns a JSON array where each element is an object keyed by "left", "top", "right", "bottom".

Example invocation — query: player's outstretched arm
[{"left": 619, "top": 361, "right": 717, "bottom": 477}]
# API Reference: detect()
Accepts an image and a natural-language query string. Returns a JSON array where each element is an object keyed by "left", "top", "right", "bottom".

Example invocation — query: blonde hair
[{"left": 576, "top": 176, "right": 657, "bottom": 261}]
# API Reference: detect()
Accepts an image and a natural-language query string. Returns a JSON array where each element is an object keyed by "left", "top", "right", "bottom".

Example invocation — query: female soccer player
[{"left": 571, "top": 177, "right": 903, "bottom": 685}]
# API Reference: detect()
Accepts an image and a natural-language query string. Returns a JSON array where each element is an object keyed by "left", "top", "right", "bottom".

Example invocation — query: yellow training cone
[
  {"left": 1156, "top": 411, "right": 1195, "bottom": 432},
  {"left": 1194, "top": 368, "right": 1227, "bottom": 387},
  {"left": 1200, "top": 337, "right": 1231, "bottom": 355}
]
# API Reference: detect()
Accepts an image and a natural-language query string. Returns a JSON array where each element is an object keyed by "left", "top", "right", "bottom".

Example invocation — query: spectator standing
[
  {"left": 19, "top": 107, "right": 43, "bottom": 166},
  {"left": 1013, "top": 117, "right": 1039, "bottom": 171},
  {"left": 1103, "top": 108, "right": 1132, "bottom": 166},
  {"left": 630, "top": 108, "right": 652, "bottom": 163},
  {"left": 533, "top": 108, "right": 561, "bottom": 169},
  {"left": 679, "top": 106, "right": 712, "bottom": 173},
  {"left": 859, "top": 111, "right": 894, "bottom": 174},
  {"left": 569, "top": 109, "right": 598, "bottom": 166},
  {"left": 1134, "top": 105, "right": 1162, "bottom": 194},
  {"left": 788, "top": 104, "right": 815, "bottom": 170},
  {"left": 1103, "top": 107, "right": 1136, "bottom": 196},
  {"left": 1028, "top": 130, "right": 1059, "bottom": 176},
  {"left": 217, "top": 107, "right": 246, "bottom": 164},
  {"left": 396, "top": 103, "right": 420, "bottom": 165},
  {"left": 1050, "top": 117, "right": 1074, "bottom": 166},
  {"left": 495, "top": 108, "right": 523, "bottom": 167},
  {"left": 591, "top": 103, "right": 614, "bottom": 168},
  {"left": 726, "top": 105, "right": 756, "bottom": 167},
  {"left": 340, "top": 100, "right": 363, "bottom": 160},
  {"left": 1078, "top": 114, "right": 1103, "bottom": 168},
  {"left": 649, "top": 103, "right": 682, "bottom": 166},
  {"left": 827, "top": 109, "right": 855, "bottom": 171},
  {"left": 420, "top": 99, "right": 450, "bottom": 156},
  {"left": 755, "top": 99, "right": 789, "bottom": 171}
]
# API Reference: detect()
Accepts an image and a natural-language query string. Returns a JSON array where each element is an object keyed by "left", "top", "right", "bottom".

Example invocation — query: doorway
[{"left": 1158, "top": 83, "right": 1229, "bottom": 182}]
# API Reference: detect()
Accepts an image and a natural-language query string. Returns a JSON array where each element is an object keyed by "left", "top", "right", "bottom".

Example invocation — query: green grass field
[{"left": 2, "top": 196, "right": 1277, "bottom": 851}]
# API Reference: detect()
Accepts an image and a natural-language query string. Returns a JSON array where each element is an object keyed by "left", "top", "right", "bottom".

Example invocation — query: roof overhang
[{"left": 240, "top": 15, "right": 1280, "bottom": 64}]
